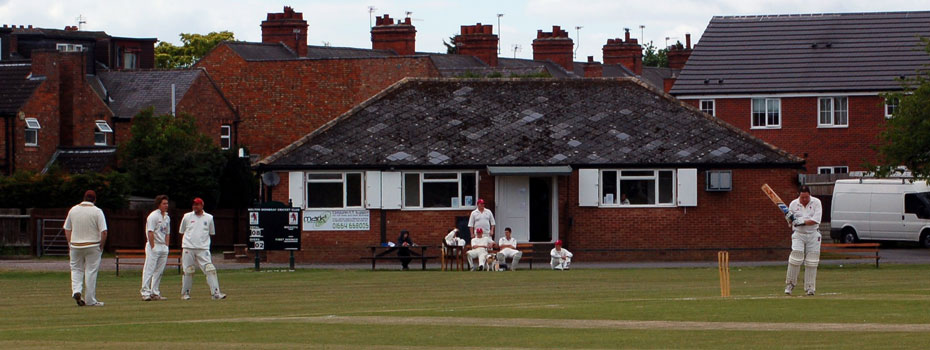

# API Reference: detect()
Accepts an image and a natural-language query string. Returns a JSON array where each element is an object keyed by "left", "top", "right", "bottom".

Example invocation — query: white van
[{"left": 831, "top": 179, "right": 930, "bottom": 248}]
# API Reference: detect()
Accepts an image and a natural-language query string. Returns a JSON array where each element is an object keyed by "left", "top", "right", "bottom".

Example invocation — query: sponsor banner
[{"left": 303, "top": 209, "right": 370, "bottom": 231}]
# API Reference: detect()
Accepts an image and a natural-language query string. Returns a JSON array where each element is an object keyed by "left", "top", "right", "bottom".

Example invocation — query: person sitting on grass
[{"left": 550, "top": 240, "right": 572, "bottom": 270}]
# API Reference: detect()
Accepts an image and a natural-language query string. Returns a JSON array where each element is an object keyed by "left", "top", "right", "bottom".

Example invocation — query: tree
[
  {"left": 119, "top": 108, "right": 226, "bottom": 208},
  {"left": 875, "top": 37, "right": 930, "bottom": 180},
  {"left": 642, "top": 41, "right": 669, "bottom": 68},
  {"left": 443, "top": 35, "right": 458, "bottom": 54},
  {"left": 0, "top": 169, "right": 130, "bottom": 209},
  {"left": 155, "top": 31, "right": 235, "bottom": 68}
]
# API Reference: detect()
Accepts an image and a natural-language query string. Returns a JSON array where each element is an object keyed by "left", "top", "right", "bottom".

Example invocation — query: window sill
[
  {"left": 598, "top": 204, "right": 677, "bottom": 208},
  {"left": 400, "top": 206, "right": 477, "bottom": 211},
  {"left": 304, "top": 207, "right": 367, "bottom": 210},
  {"left": 816, "top": 125, "right": 848, "bottom": 129},
  {"left": 750, "top": 126, "right": 781, "bottom": 130}
]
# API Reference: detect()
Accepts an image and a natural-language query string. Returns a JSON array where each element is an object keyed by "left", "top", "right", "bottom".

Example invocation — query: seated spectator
[
  {"left": 397, "top": 230, "right": 415, "bottom": 270},
  {"left": 620, "top": 193, "right": 631, "bottom": 205},
  {"left": 550, "top": 240, "right": 573, "bottom": 270},
  {"left": 466, "top": 228, "right": 493, "bottom": 271},
  {"left": 444, "top": 228, "right": 466, "bottom": 247},
  {"left": 496, "top": 227, "right": 522, "bottom": 271}
]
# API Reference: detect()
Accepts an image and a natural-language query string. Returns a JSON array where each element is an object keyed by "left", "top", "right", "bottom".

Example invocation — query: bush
[{"left": 0, "top": 169, "right": 130, "bottom": 209}]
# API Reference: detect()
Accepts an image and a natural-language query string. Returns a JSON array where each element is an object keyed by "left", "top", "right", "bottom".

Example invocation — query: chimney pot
[
  {"left": 261, "top": 6, "right": 309, "bottom": 57},
  {"left": 624, "top": 29, "right": 630, "bottom": 41},
  {"left": 455, "top": 23, "right": 499, "bottom": 67},
  {"left": 685, "top": 33, "right": 692, "bottom": 49}
]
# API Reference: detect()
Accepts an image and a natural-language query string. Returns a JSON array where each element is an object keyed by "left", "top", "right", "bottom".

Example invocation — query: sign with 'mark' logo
[{"left": 302, "top": 210, "right": 370, "bottom": 231}]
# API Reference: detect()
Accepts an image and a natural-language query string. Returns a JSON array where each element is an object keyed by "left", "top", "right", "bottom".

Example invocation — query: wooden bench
[
  {"left": 362, "top": 246, "right": 439, "bottom": 270},
  {"left": 821, "top": 243, "right": 881, "bottom": 268},
  {"left": 115, "top": 249, "right": 182, "bottom": 276},
  {"left": 516, "top": 243, "right": 554, "bottom": 270}
]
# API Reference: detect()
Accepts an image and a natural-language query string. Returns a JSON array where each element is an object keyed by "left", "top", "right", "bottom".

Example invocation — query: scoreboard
[{"left": 248, "top": 207, "right": 301, "bottom": 251}]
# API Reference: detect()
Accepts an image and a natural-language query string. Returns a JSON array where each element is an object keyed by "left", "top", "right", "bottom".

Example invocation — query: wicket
[{"left": 717, "top": 251, "right": 731, "bottom": 297}]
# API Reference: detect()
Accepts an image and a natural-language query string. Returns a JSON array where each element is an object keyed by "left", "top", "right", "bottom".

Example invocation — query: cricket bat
[{"left": 761, "top": 183, "right": 790, "bottom": 215}]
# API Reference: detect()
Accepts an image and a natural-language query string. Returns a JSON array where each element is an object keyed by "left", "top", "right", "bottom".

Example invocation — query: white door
[{"left": 496, "top": 176, "right": 530, "bottom": 243}]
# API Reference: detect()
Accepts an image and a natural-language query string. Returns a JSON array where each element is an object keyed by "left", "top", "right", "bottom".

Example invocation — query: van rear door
[
  {"left": 903, "top": 192, "right": 930, "bottom": 241},
  {"left": 869, "top": 192, "right": 904, "bottom": 240}
]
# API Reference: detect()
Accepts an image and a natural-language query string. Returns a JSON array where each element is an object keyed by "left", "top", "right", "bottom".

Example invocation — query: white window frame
[
  {"left": 401, "top": 170, "right": 479, "bottom": 210},
  {"left": 122, "top": 51, "right": 137, "bottom": 69},
  {"left": 304, "top": 172, "right": 365, "bottom": 209},
  {"left": 700, "top": 99, "right": 715, "bottom": 116},
  {"left": 598, "top": 169, "right": 676, "bottom": 207},
  {"left": 751, "top": 98, "right": 781, "bottom": 129},
  {"left": 56, "top": 43, "right": 83, "bottom": 52},
  {"left": 885, "top": 98, "right": 898, "bottom": 119},
  {"left": 818, "top": 96, "right": 848, "bottom": 128},
  {"left": 94, "top": 120, "right": 112, "bottom": 146},
  {"left": 24, "top": 117, "right": 40, "bottom": 147},
  {"left": 817, "top": 166, "right": 849, "bottom": 175},
  {"left": 220, "top": 125, "right": 231, "bottom": 150}
]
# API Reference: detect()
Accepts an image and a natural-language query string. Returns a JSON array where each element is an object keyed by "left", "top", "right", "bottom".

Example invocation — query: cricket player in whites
[
  {"left": 179, "top": 198, "right": 226, "bottom": 300},
  {"left": 141, "top": 195, "right": 170, "bottom": 301},
  {"left": 784, "top": 186, "right": 823, "bottom": 296}
]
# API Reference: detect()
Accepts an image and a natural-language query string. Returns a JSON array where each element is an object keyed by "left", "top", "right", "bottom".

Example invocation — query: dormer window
[
  {"left": 56, "top": 43, "right": 84, "bottom": 52},
  {"left": 25, "top": 118, "right": 41, "bottom": 146},
  {"left": 94, "top": 120, "right": 113, "bottom": 146}
]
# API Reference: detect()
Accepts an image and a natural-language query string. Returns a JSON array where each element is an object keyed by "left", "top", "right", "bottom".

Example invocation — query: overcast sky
[{"left": 2, "top": 0, "right": 928, "bottom": 61}]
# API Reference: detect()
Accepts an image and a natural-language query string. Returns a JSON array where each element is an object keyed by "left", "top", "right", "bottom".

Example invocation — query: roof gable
[
  {"left": 262, "top": 78, "right": 802, "bottom": 169},
  {"left": 671, "top": 11, "right": 930, "bottom": 95}
]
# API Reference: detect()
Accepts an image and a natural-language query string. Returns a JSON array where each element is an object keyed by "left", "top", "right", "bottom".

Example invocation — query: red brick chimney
[
  {"left": 602, "top": 28, "right": 642, "bottom": 75},
  {"left": 261, "top": 6, "right": 308, "bottom": 57},
  {"left": 583, "top": 56, "right": 602, "bottom": 77},
  {"left": 455, "top": 23, "right": 498, "bottom": 67},
  {"left": 371, "top": 14, "right": 416, "bottom": 55},
  {"left": 30, "top": 50, "right": 87, "bottom": 146},
  {"left": 532, "top": 25, "right": 574, "bottom": 71},
  {"left": 667, "top": 33, "right": 693, "bottom": 70}
]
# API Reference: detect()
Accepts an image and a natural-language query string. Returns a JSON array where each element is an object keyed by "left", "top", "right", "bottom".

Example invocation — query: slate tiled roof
[
  {"left": 98, "top": 69, "right": 202, "bottom": 118},
  {"left": 671, "top": 11, "right": 930, "bottom": 95},
  {"left": 262, "top": 78, "right": 802, "bottom": 169},
  {"left": 0, "top": 63, "right": 42, "bottom": 115},
  {"left": 225, "top": 42, "right": 298, "bottom": 61},
  {"left": 45, "top": 147, "right": 117, "bottom": 174},
  {"left": 306, "top": 45, "right": 396, "bottom": 59}
]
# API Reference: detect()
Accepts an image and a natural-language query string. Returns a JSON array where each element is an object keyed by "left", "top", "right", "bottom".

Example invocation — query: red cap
[
  {"left": 476, "top": 228, "right": 483, "bottom": 234},
  {"left": 477, "top": 199, "right": 485, "bottom": 204},
  {"left": 555, "top": 240, "right": 563, "bottom": 246},
  {"left": 192, "top": 198, "right": 204, "bottom": 205}
]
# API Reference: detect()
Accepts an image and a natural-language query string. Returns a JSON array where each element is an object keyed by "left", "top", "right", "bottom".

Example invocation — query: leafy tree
[
  {"left": 642, "top": 41, "right": 669, "bottom": 68},
  {"left": 119, "top": 108, "right": 226, "bottom": 208},
  {"left": 217, "top": 149, "right": 259, "bottom": 209},
  {"left": 443, "top": 35, "right": 458, "bottom": 54},
  {"left": 155, "top": 31, "right": 235, "bottom": 68},
  {"left": 874, "top": 38, "right": 930, "bottom": 180}
]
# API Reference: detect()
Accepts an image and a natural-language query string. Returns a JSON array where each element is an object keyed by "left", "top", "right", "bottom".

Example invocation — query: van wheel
[
  {"left": 841, "top": 228, "right": 858, "bottom": 244},
  {"left": 920, "top": 231, "right": 930, "bottom": 249}
]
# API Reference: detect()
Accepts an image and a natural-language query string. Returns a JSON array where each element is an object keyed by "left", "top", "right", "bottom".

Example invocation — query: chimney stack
[
  {"left": 532, "top": 25, "right": 574, "bottom": 71},
  {"left": 602, "top": 28, "right": 642, "bottom": 75},
  {"left": 261, "top": 6, "right": 309, "bottom": 57},
  {"left": 583, "top": 56, "right": 603, "bottom": 77},
  {"left": 666, "top": 33, "right": 693, "bottom": 70},
  {"left": 455, "top": 23, "right": 498, "bottom": 67},
  {"left": 371, "top": 14, "right": 416, "bottom": 55}
]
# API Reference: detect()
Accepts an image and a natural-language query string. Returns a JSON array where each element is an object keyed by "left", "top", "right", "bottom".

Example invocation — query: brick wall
[
  {"left": 15, "top": 79, "right": 58, "bottom": 171},
  {"left": 176, "top": 73, "right": 238, "bottom": 148},
  {"left": 197, "top": 45, "right": 440, "bottom": 158},
  {"left": 683, "top": 96, "right": 886, "bottom": 172},
  {"left": 266, "top": 168, "right": 798, "bottom": 263}
]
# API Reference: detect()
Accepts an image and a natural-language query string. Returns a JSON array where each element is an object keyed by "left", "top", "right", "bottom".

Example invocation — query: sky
[{"left": 2, "top": 0, "right": 928, "bottom": 61}]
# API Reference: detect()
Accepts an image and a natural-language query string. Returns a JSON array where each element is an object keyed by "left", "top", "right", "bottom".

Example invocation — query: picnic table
[{"left": 361, "top": 245, "right": 438, "bottom": 270}]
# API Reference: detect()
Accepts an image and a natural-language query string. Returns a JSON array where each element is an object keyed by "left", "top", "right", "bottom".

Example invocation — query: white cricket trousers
[
  {"left": 181, "top": 248, "right": 222, "bottom": 297},
  {"left": 70, "top": 245, "right": 102, "bottom": 305},
  {"left": 466, "top": 248, "right": 489, "bottom": 270},
  {"left": 786, "top": 231, "right": 822, "bottom": 293},
  {"left": 496, "top": 248, "right": 523, "bottom": 270},
  {"left": 551, "top": 257, "right": 571, "bottom": 270},
  {"left": 141, "top": 244, "right": 169, "bottom": 297}
]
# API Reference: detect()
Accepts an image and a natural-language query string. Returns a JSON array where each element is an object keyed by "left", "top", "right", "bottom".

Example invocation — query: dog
[{"left": 485, "top": 253, "right": 501, "bottom": 271}]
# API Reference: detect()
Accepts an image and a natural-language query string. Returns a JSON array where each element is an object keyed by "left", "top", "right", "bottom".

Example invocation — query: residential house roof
[
  {"left": 44, "top": 147, "right": 117, "bottom": 174},
  {"left": 261, "top": 78, "right": 802, "bottom": 169},
  {"left": 97, "top": 69, "right": 202, "bottom": 118},
  {"left": 0, "top": 63, "right": 42, "bottom": 115},
  {"left": 671, "top": 11, "right": 930, "bottom": 95}
]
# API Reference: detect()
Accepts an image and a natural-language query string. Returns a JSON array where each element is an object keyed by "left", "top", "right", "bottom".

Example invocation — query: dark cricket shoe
[{"left": 73, "top": 292, "right": 85, "bottom": 306}]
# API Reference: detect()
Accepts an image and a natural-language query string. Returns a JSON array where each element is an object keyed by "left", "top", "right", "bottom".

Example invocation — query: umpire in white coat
[
  {"left": 179, "top": 198, "right": 226, "bottom": 300},
  {"left": 64, "top": 190, "right": 108, "bottom": 307},
  {"left": 784, "top": 186, "right": 823, "bottom": 296}
]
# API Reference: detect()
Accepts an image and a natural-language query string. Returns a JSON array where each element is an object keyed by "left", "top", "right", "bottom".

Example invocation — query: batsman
[{"left": 784, "top": 185, "right": 823, "bottom": 296}]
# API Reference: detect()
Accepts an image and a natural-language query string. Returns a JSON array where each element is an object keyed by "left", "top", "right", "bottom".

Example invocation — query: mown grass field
[{"left": 1, "top": 263, "right": 929, "bottom": 349}]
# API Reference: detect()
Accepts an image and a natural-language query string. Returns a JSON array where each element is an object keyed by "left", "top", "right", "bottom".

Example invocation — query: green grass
[{"left": 1, "top": 264, "right": 929, "bottom": 349}]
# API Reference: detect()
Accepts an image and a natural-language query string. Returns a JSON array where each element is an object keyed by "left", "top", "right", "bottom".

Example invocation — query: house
[
  {"left": 0, "top": 24, "right": 156, "bottom": 72},
  {"left": 97, "top": 69, "right": 239, "bottom": 150},
  {"left": 256, "top": 78, "right": 803, "bottom": 263},
  {"left": 670, "top": 11, "right": 930, "bottom": 174},
  {"left": 0, "top": 50, "right": 115, "bottom": 175},
  {"left": 196, "top": 7, "right": 673, "bottom": 161}
]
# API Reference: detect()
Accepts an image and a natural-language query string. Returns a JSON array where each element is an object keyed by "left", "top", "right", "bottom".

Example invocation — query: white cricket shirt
[
  {"left": 789, "top": 196, "right": 822, "bottom": 235},
  {"left": 63, "top": 202, "right": 107, "bottom": 248},
  {"left": 468, "top": 208, "right": 496, "bottom": 233},
  {"left": 179, "top": 211, "right": 215, "bottom": 249},
  {"left": 145, "top": 210, "right": 170, "bottom": 246}
]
